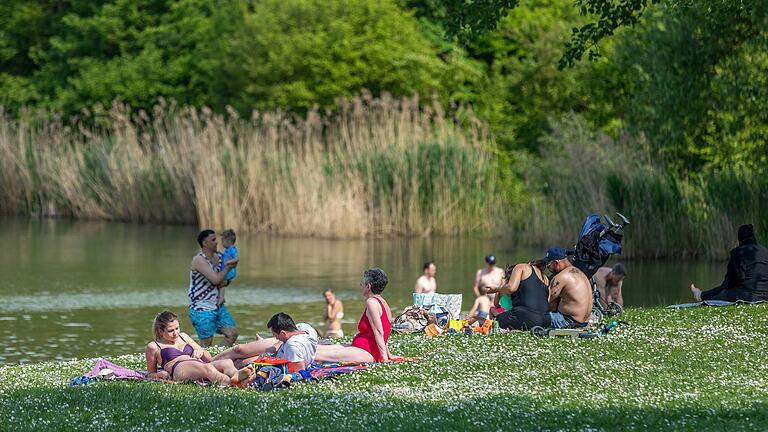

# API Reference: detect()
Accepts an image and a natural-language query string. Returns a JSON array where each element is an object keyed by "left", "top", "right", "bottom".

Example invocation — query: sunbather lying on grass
[
  {"left": 146, "top": 311, "right": 254, "bottom": 386},
  {"left": 217, "top": 269, "right": 399, "bottom": 365},
  {"left": 214, "top": 312, "right": 319, "bottom": 371}
]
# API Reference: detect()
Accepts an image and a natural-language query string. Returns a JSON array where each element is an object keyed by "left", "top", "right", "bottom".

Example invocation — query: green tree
[
  {"left": 1, "top": 0, "right": 477, "bottom": 116},
  {"left": 614, "top": 2, "right": 768, "bottom": 171},
  {"left": 198, "top": 0, "right": 457, "bottom": 113},
  {"left": 405, "top": 0, "right": 624, "bottom": 151},
  {"left": 441, "top": 0, "right": 762, "bottom": 68}
]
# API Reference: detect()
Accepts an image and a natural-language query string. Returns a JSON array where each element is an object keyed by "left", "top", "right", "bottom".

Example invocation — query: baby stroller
[{"left": 569, "top": 212, "right": 629, "bottom": 320}]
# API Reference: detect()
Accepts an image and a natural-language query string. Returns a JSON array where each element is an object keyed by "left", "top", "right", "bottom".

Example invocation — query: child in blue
[{"left": 221, "top": 229, "right": 238, "bottom": 284}]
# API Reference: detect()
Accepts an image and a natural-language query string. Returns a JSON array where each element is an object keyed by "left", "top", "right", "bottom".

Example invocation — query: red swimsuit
[{"left": 351, "top": 296, "right": 391, "bottom": 362}]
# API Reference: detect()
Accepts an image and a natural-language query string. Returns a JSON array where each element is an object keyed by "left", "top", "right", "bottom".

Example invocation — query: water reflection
[{"left": 0, "top": 218, "right": 726, "bottom": 364}]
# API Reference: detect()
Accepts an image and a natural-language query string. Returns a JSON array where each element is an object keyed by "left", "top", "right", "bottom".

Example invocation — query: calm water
[{"left": 0, "top": 218, "right": 726, "bottom": 364}]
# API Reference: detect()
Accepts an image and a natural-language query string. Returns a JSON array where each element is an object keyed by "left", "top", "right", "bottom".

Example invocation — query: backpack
[
  {"left": 392, "top": 305, "right": 430, "bottom": 334},
  {"left": 249, "top": 365, "right": 289, "bottom": 390}
]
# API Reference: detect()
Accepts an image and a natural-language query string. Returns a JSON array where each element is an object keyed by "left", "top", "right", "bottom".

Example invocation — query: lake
[{"left": 0, "top": 218, "right": 725, "bottom": 364}]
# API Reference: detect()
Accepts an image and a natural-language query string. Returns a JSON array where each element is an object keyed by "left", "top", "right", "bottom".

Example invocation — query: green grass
[{"left": 3, "top": 305, "right": 768, "bottom": 431}]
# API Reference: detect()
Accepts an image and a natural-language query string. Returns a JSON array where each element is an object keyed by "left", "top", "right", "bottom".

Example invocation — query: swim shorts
[
  {"left": 548, "top": 312, "right": 587, "bottom": 329},
  {"left": 189, "top": 304, "right": 237, "bottom": 339}
]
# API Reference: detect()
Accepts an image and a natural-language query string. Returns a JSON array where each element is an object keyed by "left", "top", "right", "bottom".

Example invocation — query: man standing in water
[
  {"left": 472, "top": 255, "right": 505, "bottom": 306},
  {"left": 691, "top": 224, "right": 768, "bottom": 302},
  {"left": 414, "top": 261, "right": 437, "bottom": 294},
  {"left": 188, "top": 229, "right": 239, "bottom": 347}
]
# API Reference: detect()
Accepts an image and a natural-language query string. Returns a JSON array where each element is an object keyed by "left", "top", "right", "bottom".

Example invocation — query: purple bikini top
[{"left": 157, "top": 335, "right": 194, "bottom": 367}]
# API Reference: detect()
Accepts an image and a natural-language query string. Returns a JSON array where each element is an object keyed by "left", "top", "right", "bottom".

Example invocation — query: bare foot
[
  {"left": 690, "top": 284, "right": 702, "bottom": 302},
  {"left": 230, "top": 365, "right": 255, "bottom": 386}
]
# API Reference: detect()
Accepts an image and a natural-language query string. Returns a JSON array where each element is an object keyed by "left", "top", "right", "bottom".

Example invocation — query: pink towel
[{"left": 85, "top": 358, "right": 145, "bottom": 380}]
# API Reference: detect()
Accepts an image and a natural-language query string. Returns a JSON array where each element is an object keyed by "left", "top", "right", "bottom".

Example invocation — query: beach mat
[
  {"left": 667, "top": 299, "right": 766, "bottom": 309},
  {"left": 71, "top": 356, "right": 417, "bottom": 386}
]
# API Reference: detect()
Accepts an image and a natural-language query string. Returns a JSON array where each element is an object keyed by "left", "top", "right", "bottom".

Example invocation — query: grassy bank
[
  {"left": 2, "top": 305, "right": 768, "bottom": 431},
  {"left": 0, "top": 96, "right": 508, "bottom": 237}
]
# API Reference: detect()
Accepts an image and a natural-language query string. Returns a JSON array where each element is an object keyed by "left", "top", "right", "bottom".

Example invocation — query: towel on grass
[
  {"left": 85, "top": 358, "right": 146, "bottom": 380},
  {"left": 667, "top": 299, "right": 766, "bottom": 309},
  {"left": 72, "top": 356, "right": 414, "bottom": 386}
]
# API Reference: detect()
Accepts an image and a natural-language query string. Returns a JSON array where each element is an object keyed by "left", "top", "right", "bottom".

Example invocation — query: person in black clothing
[
  {"left": 691, "top": 224, "right": 768, "bottom": 302},
  {"left": 492, "top": 259, "right": 552, "bottom": 330}
]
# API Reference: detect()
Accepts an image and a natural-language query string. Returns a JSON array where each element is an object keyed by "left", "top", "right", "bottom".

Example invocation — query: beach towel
[
  {"left": 85, "top": 358, "right": 145, "bottom": 380},
  {"left": 72, "top": 356, "right": 415, "bottom": 387},
  {"left": 667, "top": 299, "right": 767, "bottom": 309},
  {"left": 71, "top": 358, "right": 146, "bottom": 385},
  {"left": 305, "top": 361, "right": 368, "bottom": 380}
]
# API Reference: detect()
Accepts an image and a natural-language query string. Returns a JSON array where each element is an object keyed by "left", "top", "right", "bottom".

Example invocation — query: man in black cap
[
  {"left": 543, "top": 246, "right": 593, "bottom": 327},
  {"left": 691, "top": 224, "right": 768, "bottom": 302},
  {"left": 472, "top": 254, "right": 505, "bottom": 307}
]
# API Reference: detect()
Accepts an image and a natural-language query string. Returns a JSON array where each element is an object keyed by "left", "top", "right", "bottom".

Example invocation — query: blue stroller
[{"left": 570, "top": 212, "right": 629, "bottom": 319}]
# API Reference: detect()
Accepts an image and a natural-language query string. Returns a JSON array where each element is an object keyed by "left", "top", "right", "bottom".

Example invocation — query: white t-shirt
[{"left": 275, "top": 323, "right": 318, "bottom": 365}]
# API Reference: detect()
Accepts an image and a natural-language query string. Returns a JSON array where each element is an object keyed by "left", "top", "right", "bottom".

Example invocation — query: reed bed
[
  {"left": 0, "top": 95, "right": 505, "bottom": 237},
  {"left": 518, "top": 114, "right": 768, "bottom": 259}
]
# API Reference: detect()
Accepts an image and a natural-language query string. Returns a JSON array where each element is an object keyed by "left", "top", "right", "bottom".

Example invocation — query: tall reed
[
  {"left": 0, "top": 95, "right": 507, "bottom": 237},
  {"left": 518, "top": 113, "right": 768, "bottom": 260}
]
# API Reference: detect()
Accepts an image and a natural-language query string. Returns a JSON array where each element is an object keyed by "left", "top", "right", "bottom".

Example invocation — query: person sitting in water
[
  {"left": 472, "top": 255, "right": 505, "bottom": 315},
  {"left": 488, "top": 260, "right": 549, "bottom": 315},
  {"left": 496, "top": 247, "right": 592, "bottom": 330},
  {"left": 691, "top": 224, "right": 768, "bottom": 302},
  {"left": 315, "top": 268, "right": 396, "bottom": 363},
  {"left": 414, "top": 261, "right": 437, "bottom": 294},
  {"left": 324, "top": 289, "right": 344, "bottom": 338},
  {"left": 593, "top": 263, "right": 626, "bottom": 307},
  {"left": 213, "top": 314, "right": 319, "bottom": 370},
  {"left": 145, "top": 311, "right": 254, "bottom": 385}
]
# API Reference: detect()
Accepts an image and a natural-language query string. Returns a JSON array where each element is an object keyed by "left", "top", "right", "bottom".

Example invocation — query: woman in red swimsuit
[
  {"left": 315, "top": 268, "right": 395, "bottom": 363},
  {"left": 145, "top": 311, "right": 254, "bottom": 385}
]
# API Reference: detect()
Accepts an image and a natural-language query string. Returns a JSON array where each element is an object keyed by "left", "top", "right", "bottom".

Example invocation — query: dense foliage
[{"left": 0, "top": 0, "right": 472, "bottom": 114}]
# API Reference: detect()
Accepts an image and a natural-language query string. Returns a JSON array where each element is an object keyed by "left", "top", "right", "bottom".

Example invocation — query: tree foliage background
[{"left": 1, "top": 0, "right": 766, "bottom": 172}]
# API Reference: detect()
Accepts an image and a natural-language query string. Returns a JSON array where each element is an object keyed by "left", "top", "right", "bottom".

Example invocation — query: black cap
[
  {"left": 543, "top": 246, "right": 567, "bottom": 263},
  {"left": 485, "top": 254, "right": 496, "bottom": 265}
]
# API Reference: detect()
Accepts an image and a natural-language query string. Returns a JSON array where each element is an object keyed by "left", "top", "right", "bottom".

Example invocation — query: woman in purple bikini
[{"left": 145, "top": 311, "right": 253, "bottom": 385}]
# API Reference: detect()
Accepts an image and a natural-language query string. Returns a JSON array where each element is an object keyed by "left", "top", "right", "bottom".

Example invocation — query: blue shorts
[
  {"left": 189, "top": 305, "right": 237, "bottom": 339},
  {"left": 549, "top": 312, "right": 587, "bottom": 329}
]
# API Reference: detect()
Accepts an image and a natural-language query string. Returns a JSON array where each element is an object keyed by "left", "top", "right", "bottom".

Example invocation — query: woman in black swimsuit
[
  {"left": 487, "top": 260, "right": 551, "bottom": 330},
  {"left": 146, "top": 311, "right": 254, "bottom": 385}
]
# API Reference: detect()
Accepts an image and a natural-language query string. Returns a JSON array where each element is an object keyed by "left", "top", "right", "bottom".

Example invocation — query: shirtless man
[
  {"left": 593, "top": 263, "right": 626, "bottom": 307},
  {"left": 414, "top": 262, "right": 437, "bottom": 294},
  {"left": 472, "top": 255, "right": 505, "bottom": 307},
  {"left": 545, "top": 246, "right": 593, "bottom": 327},
  {"left": 323, "top": 289, "right": 344, "bottom": 338}
]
